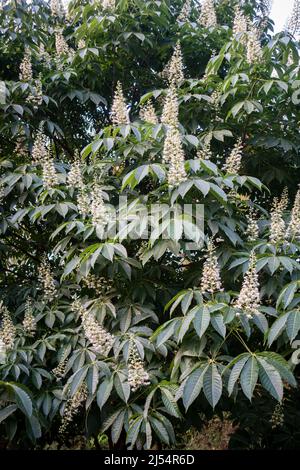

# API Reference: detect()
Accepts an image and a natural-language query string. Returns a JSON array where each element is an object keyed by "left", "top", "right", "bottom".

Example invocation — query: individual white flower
[
  {"left": 200, "top": 240, "right": 223, "bottom": 294},
  {"left": 161, "top": 41, "right": 184, "bottom": 86},
  {"left": 286, "top": 186, "right": 300, "bottom": 240},
  {"left": 198, "top": 0, "right": 217, "bottom": 28},
  {"left": 111, "top": 81, "right": 129, "bottom": 126},
  {"left": 246, "top": 26, "right": 263, "bottom": 64},
  {"left": 127, "top": 336, "right": 150, "bottom": 392},
  {"left": 178, "top": 0, "right": 191, "bottom": 23},
  {"left": 223, "top": 138, "right": 243, "bottom": 174},
  {"left": 161, "top": 85, "right": 179, "bottom": 127},
  {"left": 235, "top": 251, "right": 260, "bottom": 318},
  {"left": 139, "top": 100, "right": 158, "bottom": 124},
  {"left": 19, "top": 47, "right": 33, "bottom": 81},
  {"left": 38, "top": 256, "right": 57, "bottom": 302}
]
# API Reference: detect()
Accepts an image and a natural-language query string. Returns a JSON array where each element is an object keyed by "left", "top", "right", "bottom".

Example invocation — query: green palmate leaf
[
  {"left": 9, "top": 384, "right": 33, "bottom": 418},
  {"left": 0, "top": 404, "right": 18, "bottom": 423},
  {"left": 161, "top": 388, "right": 181, "bottom": 418},
  {"left": 182, "top": 365, "right": 208, "bottom": 411},
  {"left": 111, "top": 410, "right": 125, "bottom": 444},
  {"left": 227, "top": 354, "right": 250, "bottom": 396},
  {"left": 240, "top": 356, "right": 259, "bottom": 401},
  {"left": 193, "top": 306, "right": 210, "bottom": 339},
  {"left": 268, "top": 313, "right": 289, "bottom": 346},
  {"left": 203, "top": 364, "right": 223, "bottom": 409},
  {"left": 257, "top": 358, "right": 283, "bottom": 402},
  {"left": 126, "top": 416, "right": 143, "bottom": 449},
  {"left": 97, "top": 377, "right": 114, "bottom": 410},
  {"left": 286, "top": 310, "right": 300, "bottom": 343}
]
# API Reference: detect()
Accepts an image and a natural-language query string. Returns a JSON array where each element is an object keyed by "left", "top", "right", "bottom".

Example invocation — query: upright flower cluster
[
  {"left": 90, "top": 183, "right": 109, "bottom": 230},
  {"left": 42, "top": 151, "right": 58, "bottom": 190},
  {"left": 163, "top": 126, "right": 187, "bottom": 187},
  {"left": 200, "top": 240, "right": 223, "bottom": 294},
  {"left": 246, "top": 208, "right": 259, "bottom": 242},
  {"left": 52, "top": 358, "right": 68, "bottom": 379},
  {"left": 102, "top": 0, "right": 116, "bottom": 9},
  {"left": 223, "top": 138, "right": 243, "bottom": 174},
  {"left": 0, "top": 302, "right": 16, "bottom": 351},
  {"left": 19, "top": 48, "right": 33, "bottom": 82},
  {"left": 161, "top": 85, "right": 179, "bottom": 126},
  {"left": 177, "top": 0, "right": 191, "bottom": 22},
  {"left": 246, "top": 26, "right": 263, "bottom": 64},
  {"left": 78, "top": 39, "right": 86, "bottom": 50},
  {"left": 286, "top": 186, "right": 300, "bottom": 240},
  {"left": 233, "top": 5, "right": 248, "bottom": 38},
  {"left": 82, "top": 275, "right": 113, "bottom": 296},
  {"left": 286, "top": 0, "right": 300, "bottom": 36},
  {"left": 38, "top": 256, "right": 57, "bottom": 302},
  {"left": 198, "top": 0, "right": 217, "bottom": 28},
  {"left": 55, "top": 30, "right": 69, "bottom": 56},
  {"left": 197, "top": 142, "right": 212, "bottom": 160},
  {"left": 26, "top": 74, "right": 43, "bottom": 107},
  {"left": 0, "top": 182, "right": 4, "bottom": 206},
  {"left": 74, "top": 301, "right": 115, "bottom": 356},
  {"left": 50, "top": 0, "right": 65, "bottom": 17},
  {"left": 235, "top": 251, "right": 260, "bottom": 318},
  {"left": 15, "top": 136, "right": 28, "bottom": 157},
  {"left": 39, "top": 43, "right": 51, "bottom": 67},
  {"left": 139, "top": 100, "right": 158, "bottom": 124},
  {"left": 269, "top": 189, "right": 289, "bottom": 244},
  {"left": 161, "top": 42, "right": 184, "bottom": 86},
  {"left": 23, "top": 298, "right": 36, "bottom": 337},
  {"left": 127, "top": 336, "right": 150, "bottom": 392},
  {"left": 59, "top": 384, "right": 88, "bottom": 435},
  {"left": 111, "top": 81, "right": 129, "bottom": 126},
  {"left": 32, "top": 128, "right": 48, "bottom": 164}
]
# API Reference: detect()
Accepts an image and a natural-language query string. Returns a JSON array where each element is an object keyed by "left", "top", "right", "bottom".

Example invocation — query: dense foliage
[{"left": 0, "top": 0, "right": 300, "bottom": 449}]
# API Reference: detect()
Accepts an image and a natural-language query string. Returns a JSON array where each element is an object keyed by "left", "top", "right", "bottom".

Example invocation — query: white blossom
[
  {"left": 127, "top": 336, "right": 150, "bottom": 391},
  {"left": 198, "top": 0, "right": 217, "bottom": 28},
  {"left": 286, "top": 0, "right": 300, "bottom": 36},
  {"left": 200, "top": 240, "right": 223, "bottom": 294},
  {"left": 286, "top": 186, "right": 300, "bottom": 240},
  {"left": 19, "top": 47, "right": 32, "bottom": 81},
  {"left": 161, "top": 85, "right": 179, "bottom": 127},
  {"left": 246, "top": 26, "right": 263, "bottom": 64},
  {"left": 38, "top": 256, "right": 57, "bottom": 302},
  {"left": 161, "top": 41, "right": 184, "bottom": 86},
  {"left": 223, "top": 138, "right": 243, "bottom": 174},
  {"left": 235, "top": 251, "right": 260, "bottom": 318},
  {"left": 139, "top": 100, "right": 158, "bottom": 124},
  {"left": 177, "top": 0, "right": 191, "bottom": 23},
  {"left": 111, "top": 81, "right": 129, "bottom": 126}
]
